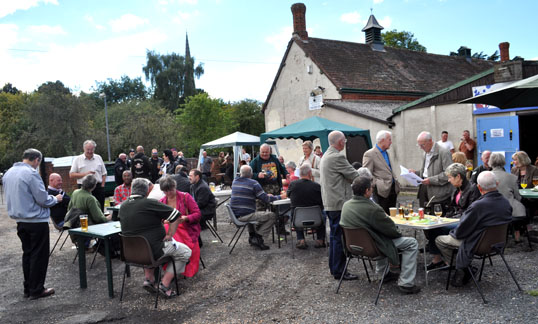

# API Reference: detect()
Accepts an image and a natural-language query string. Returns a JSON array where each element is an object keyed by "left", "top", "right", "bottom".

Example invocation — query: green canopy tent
[{"left": 260, "top": 116, "right": 372, "bottom": 153}]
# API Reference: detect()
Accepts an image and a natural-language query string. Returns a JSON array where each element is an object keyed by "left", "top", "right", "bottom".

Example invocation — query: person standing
[
  {"left": 458, "top": 130, "right": 476, "bottom": 165},
  {"left": 362, "top": 130, "right": 400, "bottom": 214},
  {"left": 69, "top": 140, "right": 107, "bottom": 211},
  {"left": 298, "top": 140, "right": 321, "bottom": 183},
  {"left": 48, "top": 173, "right": 70, "bottom": 227},
  {"left": 150, "top": 148, "right": 163, "bottom": 183},
  {"left": 411, "top": 131, "right": 453, "bottom": 214},
  {"left": 320, "top": 131, "right": 360, "bottom": 281},
  {"left": 437, "top": 131, "right": 455, "bottom": 154},
  {"left": 200, "top": 151, "right": 213, "bottom": 181},
  {"left": 131, "top": 146, "right": 152, "bottom": 180},
  {"left": 114, "top": 153, "right": 128, "bottom": 186},
  {"left": 3, "top": 148, "right": 62, "bottom": 300}
]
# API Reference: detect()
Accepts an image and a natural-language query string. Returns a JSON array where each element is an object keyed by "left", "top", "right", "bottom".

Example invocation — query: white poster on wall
[{"left": 309, "top": 95, "right": 323, "bottom": 110}]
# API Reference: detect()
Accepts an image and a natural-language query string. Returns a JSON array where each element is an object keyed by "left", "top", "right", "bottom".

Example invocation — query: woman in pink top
[{"left": 159, "top": 175, "right": 201, "bottom": 277}]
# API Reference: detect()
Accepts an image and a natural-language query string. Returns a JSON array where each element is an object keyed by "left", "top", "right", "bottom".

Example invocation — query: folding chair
[
  {"left": 49, "top": 220, "right": 69, "bottom": 257},
  {"left": 119, "top": 234, "right": 180, "bottom": 309},
  {"left": 445, "top": 223, "right": 522, "bottom": 304},
  {"left": 336, "top": 227, "right": 391, "bottom": 305},
  {"left": 225, "top": 203, "right": 258, "bottom": 255},
  {"left": 290, "top": 206, "right": 325, "bottom": 258}
]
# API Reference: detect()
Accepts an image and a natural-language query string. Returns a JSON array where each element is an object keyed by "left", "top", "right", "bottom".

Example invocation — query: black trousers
[
  {"left": 17, "top": 222, "right": 50, "bottom": 296},
  {"left": 78, "top": 183, "right": 105, "bottom": 211},
  {"left": 374, "top": 182, "right": 397, "bottom": 215}
]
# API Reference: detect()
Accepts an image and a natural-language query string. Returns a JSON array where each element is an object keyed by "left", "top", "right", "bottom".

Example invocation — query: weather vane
[{"left": 370, "top": 8, "right": 373, "bottom": 14}]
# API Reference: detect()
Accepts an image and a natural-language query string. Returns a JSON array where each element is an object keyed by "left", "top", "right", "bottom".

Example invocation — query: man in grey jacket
[
  {"left": 3, "top": 148, "right": 62, "bottom": 300},
  {"left": 320, "top": 131, "right": 360, "bottom": 280},
  {"left": 411, "top": 131, "right": 453, "bottom": 214}
]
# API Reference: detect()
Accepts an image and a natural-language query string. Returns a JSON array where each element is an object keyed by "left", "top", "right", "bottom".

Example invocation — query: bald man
[
  {"left": 48, "top": 173, "right": 71, "bottom": 226},
  {"left": 131, "top": 145, "right": 152, "bottom": 180}
]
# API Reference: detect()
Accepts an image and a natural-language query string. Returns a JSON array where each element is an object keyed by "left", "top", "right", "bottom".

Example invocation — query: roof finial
[{"left": 370, "top": 7, "right": 373, "bottom": 14}]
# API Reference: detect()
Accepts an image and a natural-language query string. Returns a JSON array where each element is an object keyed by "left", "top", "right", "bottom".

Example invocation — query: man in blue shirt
[
  {"left": 230, "top": 165, "right": 287, "bottom": 250},
  {"left": 362, "top": 130, "right": 400, "bottom": 214},
  {"left": 3, "top": 148, "right": 62, "bottom": 300}
]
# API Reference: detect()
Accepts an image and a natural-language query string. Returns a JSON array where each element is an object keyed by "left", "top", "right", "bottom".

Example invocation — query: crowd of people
[{"left": 2, "top": 127, "right": 535, "bottom": 301}]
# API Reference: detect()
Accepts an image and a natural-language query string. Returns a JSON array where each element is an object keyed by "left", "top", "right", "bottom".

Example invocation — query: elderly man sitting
[
  {"left": 120, "top": 178, "right": 192, "bottom": 298},
  {"left": 230, "top": 165, "right": 287, "bottom": 250},
  {"left": 341, "top": 176, "right": 421, "bottom": 294},
  {"left": 435, "top": 171, "right": 512, "bottom": 287}
]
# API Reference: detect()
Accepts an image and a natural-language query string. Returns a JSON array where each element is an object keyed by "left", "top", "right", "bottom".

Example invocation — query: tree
[
  {"left": 1, "top": 83, "right": 20, "bottom": 95},
  {"left": 177, "top": 93, "right": 231, "bottom": 157},
  {"left": 95, "top": 76, "right": 148, "bottom": 104},
  {"left": 449, "top": 49, "right": 500, "bottom": 61},
  {"left": 227, "top": 99, "right": 265, "bottom": 136},
  {"left": 143, "top": 51, "right": 204, "bottom": 112},
  {"left": 37, "top": 80, "right": 71, "bottom": 95},
  {"left": 0, "top": 91, "right": 26, "bottom": 169},
  {"left": 381, "top": 29, "right": 427, "bottom": 52}
]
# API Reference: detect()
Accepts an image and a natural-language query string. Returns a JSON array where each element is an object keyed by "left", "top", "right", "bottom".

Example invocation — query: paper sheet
[{"left": 400, "top": 165, "right": 423, "bottom": 187}]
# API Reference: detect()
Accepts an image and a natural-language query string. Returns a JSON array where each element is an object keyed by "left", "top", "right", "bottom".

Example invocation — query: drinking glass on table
[
  {"left": 521, "top": 180, "right": 527, "bottom": 189},
  {"left": 533, "top": 176, "right": 538, "bottom": 188},
  {"left": 433, "top": 204, "right": 442, "bottom": 223}
]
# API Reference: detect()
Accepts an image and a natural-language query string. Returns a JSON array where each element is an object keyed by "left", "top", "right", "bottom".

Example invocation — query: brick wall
[{"left": 44, "top": 161, "right": 78, "bottom": 193}]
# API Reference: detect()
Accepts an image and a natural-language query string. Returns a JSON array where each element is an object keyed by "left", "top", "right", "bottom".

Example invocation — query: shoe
[
  {"left": 277, "top": 228, "right": 290, "bottom": 236},
  {"left": 143, "top": 279, "right": 157, "bottom": 294},
  {"left": 257, "top": 242, "right": 270, "bottom": 251},
  {"left": 426, "top": 261, "right": 447, "bottom": 271},
  {"left": 23, "top": 292, "right": 30, "bottom": 298},
  {"left": 248, "top": 235, "right": 259, "bottom": 246},
  {"left": 29, "top": 288, "right": 55, "bottom": 300},
  {"left": 335, "top": 272, "right": 359, "bottom": 281},
  {"left": 158, "top": 283, "right": 177, "bottom": 299},
  {"left": 381, "top": 271, "right": 399, "bottom": 283},
  {"left": 398, "top": 285, "right": 421, "bottom": 294},
  {"left": 314, "top": 240, "right": 326, "bottom": 248},
  {"left": 451, "top": 267, "right": 477, "bottom": 287},
  {"left": 296, "top": 240, "right": 308, "bottom": 249}
]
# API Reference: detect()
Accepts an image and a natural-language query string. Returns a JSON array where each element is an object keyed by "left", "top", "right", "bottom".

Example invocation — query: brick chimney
[
  {"left": 291, "top": 3, "right": 308, "bottom": 40},
  {"left": 499, "top": 42, "right": 510, "bottom": 62}
]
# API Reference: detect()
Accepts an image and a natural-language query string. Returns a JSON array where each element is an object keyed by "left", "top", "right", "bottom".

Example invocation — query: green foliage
[
  {"left": 527, "top": 290, "right": 538, "bottom": 297},
  {"left": 0, "top": 92, "right": 26, "bottom": 168},
  {"left": 381, "top": 29, "right": 427, "bottom": 52},
  {"left": 177, "top": 93, "right": 231, "bottom": 157},
  {"left": 95, "top": 75, "right": 148, "bottom": 104},
  {"left": 1, "top": 83, "right": 20, "bottom": 94},
  {"left": 143, "top": 50, "right": 204, "bottom": 112},
  {"left": 227, "top": 99, "right": 265, "bottom": 136},
  {"left": 37, "top": 80, "right": 71, "bottom": 95}
]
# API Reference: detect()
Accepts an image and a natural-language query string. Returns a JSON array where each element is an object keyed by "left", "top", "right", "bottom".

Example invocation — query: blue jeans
[{"left": 327, "top": 211, "right": 346, "bottom": 277}]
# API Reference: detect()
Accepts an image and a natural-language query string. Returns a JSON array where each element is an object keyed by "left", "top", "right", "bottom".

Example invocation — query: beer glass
[{"left": 80, "top": 214, "right": 89, "bottom": 232}]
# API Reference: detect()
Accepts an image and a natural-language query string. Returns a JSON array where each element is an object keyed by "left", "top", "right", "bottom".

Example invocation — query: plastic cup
[{"left": 389, "top": 208, "right": 397, "bottom": 217}]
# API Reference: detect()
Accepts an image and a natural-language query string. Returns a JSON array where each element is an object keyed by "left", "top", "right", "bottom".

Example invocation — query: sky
[{"left": 1, "top": 0, "right": 537, "bottom": 102}]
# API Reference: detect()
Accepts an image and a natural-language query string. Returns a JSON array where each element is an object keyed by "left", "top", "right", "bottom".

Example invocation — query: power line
[{"left": 5, "top": 48, "right": 279, "bottom": 64}]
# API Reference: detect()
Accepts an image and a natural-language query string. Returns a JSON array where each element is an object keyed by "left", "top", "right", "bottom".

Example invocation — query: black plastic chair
[
  {"left": 336, "top": 227, "right": 391, "bottom": 305},
  {"left": 119, "top": 234, "right": 179, "bottom": 308},
  {"left": 225, "top": 203, "right": 258, "bottom": 255},
  {"left": 290, "top": 206, "right": 325, "bottom": 258},
  {"left": 445, "top": 223, "right": 522, "bottom": 304}
]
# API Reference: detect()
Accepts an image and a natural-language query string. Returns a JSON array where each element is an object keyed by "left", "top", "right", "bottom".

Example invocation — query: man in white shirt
[
  {"left": 436, "top": 131, "right": 455, "bottom": 154},
  {"left": 69, "top": 139, "right": 107, "bottom": 211}
]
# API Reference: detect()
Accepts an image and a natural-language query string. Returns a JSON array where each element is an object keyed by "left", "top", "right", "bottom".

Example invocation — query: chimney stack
[
  {"left": 499, "top": 42, "right": 510, "bottom": 62},
  {"left": 291, "top": 3, "right": 308, "bottom": 40}
]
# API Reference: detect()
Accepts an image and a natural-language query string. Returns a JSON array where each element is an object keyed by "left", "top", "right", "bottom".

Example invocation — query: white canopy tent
[{"left": 197, "top": 132, "right": 261, "bottom": 178}]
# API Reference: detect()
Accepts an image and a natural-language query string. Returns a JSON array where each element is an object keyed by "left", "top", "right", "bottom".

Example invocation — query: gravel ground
[{"left": 1, "top": 193, "right": 537, "bottom": 324}]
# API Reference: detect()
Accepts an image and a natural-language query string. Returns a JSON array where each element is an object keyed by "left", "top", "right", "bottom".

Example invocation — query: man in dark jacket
[
  {"left": 189, "top": 169, "right": 217, "bottom": 229},
  {"left": 131, "top": 146, "right": 151, "bottom": 180},
  {"left": 149, "top": 148, "right": 163, "bottom": 183},
  {"left": 171, "top": 166, "right": 192, "bottom": 193},
  {"left": 470, "top": 150, "right": 491, "bottom": 184},
  {"left": 47, "top": 173, "right": 70, "bottom": 227},
  {"left": 114, "top": 153, "right": 128, "bottom": 186},
  {"left": 436, "top": 171, "right": 512, "bottom": 286},
  {"left": 341, "top": 176, "right": 420, "bottom": 294}
]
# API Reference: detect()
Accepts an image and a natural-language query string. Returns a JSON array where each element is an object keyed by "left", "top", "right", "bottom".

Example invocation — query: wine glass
[
  {"left": 433, "top": 204, "right": 442, "bottom": 223},
  {"left": 521, "top": 180, "right": 527, "bottom": 189}
]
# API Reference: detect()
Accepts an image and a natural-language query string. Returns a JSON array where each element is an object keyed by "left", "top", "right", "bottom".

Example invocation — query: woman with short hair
[
  {"left": 298, "top": 140, "right": 320, "bottom": 183},
  {"left": 511, "top": 151, "right": 538, "bottom": 243}
]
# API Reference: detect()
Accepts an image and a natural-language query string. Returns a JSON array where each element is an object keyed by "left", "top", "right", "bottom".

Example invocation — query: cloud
[
  {"left": 109, "top": 14, "right": 149, "bottom": 33},
  {"left": 85, "top": 14, "right": 106, "bottom": 31},
  {"left": 172, "top": 10, "right": 200, "bottom": 25},
  {"left": 0, "top": 29, "right": 168, "bottom": 93},
  {"left": 340, "top": 11, "right": 362, "bottom": 25},
  {"left": 27, "top": 25, "right": 67, "bottom": 36},
  {"left": 0, "top": 0, "right": 58, "bottom": 18},
  {"left": 265, "top": 26, "right": 293, "bottom": 51},
  {"left": 378, "top": 16, "right": 392, "bottom": 28}
]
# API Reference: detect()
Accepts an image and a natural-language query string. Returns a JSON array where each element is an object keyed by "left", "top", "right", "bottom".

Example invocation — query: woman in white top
[{"left": 298, "top": 140, "right": 320, "bottom": 183}]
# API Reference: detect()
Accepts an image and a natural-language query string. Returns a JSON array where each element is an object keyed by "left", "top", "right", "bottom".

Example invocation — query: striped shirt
[{"left": 230, "top": 177, "right": 279, "bottom": 217}]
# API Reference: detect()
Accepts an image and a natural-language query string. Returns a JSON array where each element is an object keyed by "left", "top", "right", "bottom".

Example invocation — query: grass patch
[{"left": 527, "top": 290, "right": 538, "bottom": 296}]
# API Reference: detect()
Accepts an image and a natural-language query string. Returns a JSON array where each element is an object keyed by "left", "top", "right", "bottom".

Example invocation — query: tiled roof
[
  {"left": 324, "top": 99, "right": 404, "bottom": 124},
  {"left": 294, "top": 37, "right": 495, "bottom": 94}
]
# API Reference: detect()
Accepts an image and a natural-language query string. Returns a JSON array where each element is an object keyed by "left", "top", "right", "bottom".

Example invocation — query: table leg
[
  {"left": 77, "top": 235, "right": 87, "bottom": 289},
  {"left": 104, "top": 238, "right": 114, "bottom": 298}
]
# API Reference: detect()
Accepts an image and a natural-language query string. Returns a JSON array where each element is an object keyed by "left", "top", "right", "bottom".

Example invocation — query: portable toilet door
[{"left": 476, "top": 115, "right": 519, "bottom": 172}]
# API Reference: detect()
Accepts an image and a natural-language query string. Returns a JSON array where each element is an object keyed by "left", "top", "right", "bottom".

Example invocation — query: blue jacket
[{"left": 3, "top": 162, "right": 57, "bottom": 223}]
